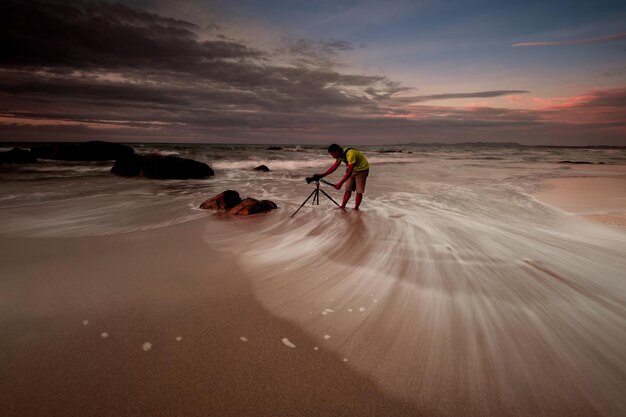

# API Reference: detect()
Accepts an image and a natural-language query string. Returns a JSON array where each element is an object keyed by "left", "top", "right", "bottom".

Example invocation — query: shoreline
[{"left": 532, "top": 167, "right": 626, "bottom": 229}]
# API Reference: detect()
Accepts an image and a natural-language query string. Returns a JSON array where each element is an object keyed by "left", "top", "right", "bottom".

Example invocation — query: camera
[{"left": 306, "top": 174, "right": 321, "bottom": 184}]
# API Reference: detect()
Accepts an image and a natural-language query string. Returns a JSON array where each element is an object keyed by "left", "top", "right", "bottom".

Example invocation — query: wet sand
[
  {"left": 0, "top": 219, "right": 424, "bottom": 417},
  {"left": 2, "top": 164, "right": 626, "bottom": 417},
  {"left": 533, "top": 175, "right": 626, "bottom": 229}
]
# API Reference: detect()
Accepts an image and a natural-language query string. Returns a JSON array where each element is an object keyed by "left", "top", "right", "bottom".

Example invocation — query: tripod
[{"left": 291, "top": 178, "right": 345, "bottom": 217}]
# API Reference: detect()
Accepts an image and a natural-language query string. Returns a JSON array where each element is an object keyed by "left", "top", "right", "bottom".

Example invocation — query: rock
[
  {"left": 267, "top": 146, "right": 282, "bottom": 151},
  {"left": 558, "top": 160, "right": 594, "bottom": 164},
  {"left": 141, "top": 155, "right": 214, "bottom": 179},
  {"left": 200, "top": 191, "right": 277, "bottom": 215},
  {"left": 32, "top": 141, "right": 135, "bottom": 161},
  {"left": 200, "top": 190, "right": 242, "bottom": 210},
  {"left": 378, "top": 149, "right": 403, "bottom": 153},
  {"left": 111, "top": 154, "right": 214, "bottom": 179},
  {"left": 227, "top": 198, "right": 277, "bottom": 215},
  {"left": 254, "top": 165, "right": 270, "bottom": 172},
  {"left": 110, "top": 154, "right": 143, "bottom": 176},
  {"left": 0, "top": 147, "right": 37, "bottom": 163}
]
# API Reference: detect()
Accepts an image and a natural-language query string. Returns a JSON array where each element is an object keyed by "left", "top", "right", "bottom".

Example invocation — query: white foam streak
[{"left": 204, "top": 176, "right": 626, "bottom": 416}]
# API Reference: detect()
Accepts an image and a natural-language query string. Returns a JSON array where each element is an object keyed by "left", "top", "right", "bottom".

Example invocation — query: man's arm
[
  {"left": 316, "top": 159, "right": 341, "bottom": 178},
  {"left": 335, "top": 164, "right": 354, "bottom": 190}
]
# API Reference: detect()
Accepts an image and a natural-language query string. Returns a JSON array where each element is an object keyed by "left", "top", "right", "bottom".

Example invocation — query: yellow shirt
[{"left": 339, "top": 147, "right": 369, "bottom": 171}]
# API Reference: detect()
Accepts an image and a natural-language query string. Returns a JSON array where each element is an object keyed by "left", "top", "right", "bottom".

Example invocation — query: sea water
[{"left": 1, "top": 144, "right": 625, "bottom": 415}]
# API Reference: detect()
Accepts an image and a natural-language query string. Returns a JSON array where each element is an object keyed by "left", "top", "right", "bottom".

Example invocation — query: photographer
[{"left": 313, "top": 144, "right": 369, "bottom": 210}]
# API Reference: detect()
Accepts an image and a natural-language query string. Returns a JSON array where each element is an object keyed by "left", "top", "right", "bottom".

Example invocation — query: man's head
[{"left": 328, "top": 143, "right": 342, "bottom": 159}]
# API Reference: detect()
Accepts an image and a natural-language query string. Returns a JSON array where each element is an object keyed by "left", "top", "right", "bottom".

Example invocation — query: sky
[{"left": 0, "top": 0, "right": 625, "bottom": 145}]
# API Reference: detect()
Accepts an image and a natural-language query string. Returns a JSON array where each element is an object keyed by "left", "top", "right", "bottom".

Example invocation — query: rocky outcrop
[
  {"left": 111, "top": 154, "right": 214, "bottom": 179},
  {"left": 254, "top": 165, "right": 270, "bottom": 172},
  {"left": 267, "top": 146, "right": 282, "bottom": 151},
  {"left": 227, "top": 198, "right": 277, "bottom": 215},
  {"left": 200, "top": 190, "right": 242, "bottom": 210},
  {"left": 200, "top": 190, "right": 277, "bottom": 215},
  {"left": 0, "top": 148, "right": 37, "bottom": 163},
  {"left": 32, "top": 141, "right": 135, "bottom": 161}
]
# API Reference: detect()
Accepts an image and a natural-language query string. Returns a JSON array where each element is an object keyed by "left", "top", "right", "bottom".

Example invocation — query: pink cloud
[{"left": 513, "top": 31, "right": 626, "bottom": 47}]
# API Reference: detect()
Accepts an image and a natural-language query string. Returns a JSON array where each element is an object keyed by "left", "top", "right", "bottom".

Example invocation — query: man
[{"left": 314, "top": 144, "right": 369, "bottom": 210}]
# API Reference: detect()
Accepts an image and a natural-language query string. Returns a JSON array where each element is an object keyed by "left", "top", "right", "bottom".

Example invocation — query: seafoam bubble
[
  {"left": 240, "top": 337, "right": 249, "bottom": 342},
  {"left": 142, "top": 342, "right": 152, "bottom": 351},
  {"left": 82, "top": 320, "right": 89, "bottom": 326},
  {"left": 324, "top": 335, "right": 331, "bottom": 340},
  {"left": 100, "top": 332, "right": 109, "bottom": 338},
  {"left": 281, "top": 338, "right": 296, "bottom": 348},
  {"left": 175, "top": 336, "right": 183, "bottom": 342}
]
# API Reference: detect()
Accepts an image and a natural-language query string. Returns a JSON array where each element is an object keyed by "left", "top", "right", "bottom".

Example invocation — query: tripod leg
[
  {"left": 319, "top": 189, "right": 347, "bottom": 211},
  {"left": 291, "top": 189, "right": 318, "bottom": 217}
]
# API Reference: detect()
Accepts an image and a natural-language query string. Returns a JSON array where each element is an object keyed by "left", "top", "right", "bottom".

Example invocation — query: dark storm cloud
[
  {"left": 0, "top": 0, "right": 263, "bottom": 70},
  {"left": 0, "top": 0, "right": 402, "bottom": 112}
]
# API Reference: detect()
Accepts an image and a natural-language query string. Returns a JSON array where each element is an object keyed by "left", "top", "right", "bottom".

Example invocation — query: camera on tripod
[
  {"left": 292, "top": 175, "right": 345, "bottom": 217},
  {"left": 305, "top": 174, "right": 321, "bottom": 184}
]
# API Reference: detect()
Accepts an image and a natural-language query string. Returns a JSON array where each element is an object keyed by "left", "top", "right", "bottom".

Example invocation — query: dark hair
[{"left": 328, "top": 144, "right": 342, "bottom": 153}]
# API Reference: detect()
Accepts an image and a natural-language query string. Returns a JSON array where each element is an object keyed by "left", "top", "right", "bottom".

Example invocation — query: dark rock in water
[
  {"left": 200, "top": 190, "right": 242, "bottom": 210},
  {"left": 32, "top": 141, "right": 134, "bottom": 161},
  {"left": 558, "top": 160, "right": 594, "bottom": 164},
  {"left": 111, "top": 154, "right": 143, "bottom": 177},
  {"left": 0, "top": 147, "right": 37, "bottom": 163},
  {"left": 141, "top": 155, "right": 214, "bottom": 179},
  {"left": 267, "top": 146, "right": 282, "bottom": 151},
  {"left": 254, "top": 165, "right": 270, "bottom": 172},
  {"left": 378, "top": 149, "right": 403, "bottom": 153},
  {"left": 200, "top": 191, "right": 277, "bottom": 215},
  {"left": 111, "top": 154, "right": 214, "bottom": 179},
  {"left": 227, "top": 198, "right": 277, "bottom": 215}
]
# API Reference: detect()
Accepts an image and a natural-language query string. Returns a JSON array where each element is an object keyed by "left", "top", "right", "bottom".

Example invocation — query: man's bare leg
[
  {"left": 355, "top": 192, "right": 363, "bottom": 210},
  {"left": 341, "top": 191, "right": 352, "bottom": 208}
]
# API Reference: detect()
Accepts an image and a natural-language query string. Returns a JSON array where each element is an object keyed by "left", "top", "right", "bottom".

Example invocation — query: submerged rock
[
  {"left": 32, "top": 141, "right": 134, "bottom": 161},
  {"left": 558, "top": 160, "right": 594, "bottom": 164},
  {"left": 200, "top": 191, "right": 277, "bottom": 215},
  {"left": 267, "top": 146, "right": 282, "bottom": 151},
  {"left": 111, "top": 154, "right": 214, "bottom": 179},
  {"left": 0, "top": 147, "right": 37, "bottom": 163},
  {"left": 254, "top": 165, "right": 270, "bottom": 172},
  {"left": 200, "top": 190, "right": 242, "bottom": 210},
  {"left": 227, "top": 198, "right": 277, "bottom": 215}
]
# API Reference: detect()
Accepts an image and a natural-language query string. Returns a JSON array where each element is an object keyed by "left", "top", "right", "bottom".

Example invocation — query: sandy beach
[
  {"left": 533, "top": 172, "right": 626, "bottom": 228},
  {"left": 0, "top": 220, "right": 423, "bottom": 417},
  {"left": 2, "top": 146, "right": 626, "bottom": 417}
]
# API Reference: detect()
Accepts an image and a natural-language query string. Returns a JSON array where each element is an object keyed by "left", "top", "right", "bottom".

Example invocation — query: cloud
[
  {"left": 513, "top": 31, "right": 626, "bottom": 47},
  {"left": 0, "top": 1, "right": 623, "bottom": 146},
  {"left": 276, "top": 38, "right": 358, "bottom": 70},
  {"left": 0, "top": 0, "right": 263, "bottom": 71},
  {"left": 394, "top": 90, "right": 530, "bottom": 103}
]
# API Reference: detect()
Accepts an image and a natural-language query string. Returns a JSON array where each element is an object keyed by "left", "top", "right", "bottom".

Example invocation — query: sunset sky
[{"left": 1, "top": 0, "right": 625, "bottom": 145}]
